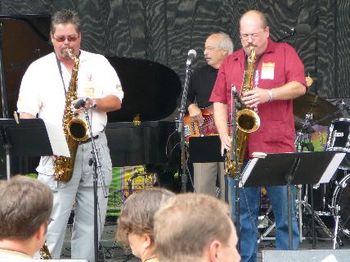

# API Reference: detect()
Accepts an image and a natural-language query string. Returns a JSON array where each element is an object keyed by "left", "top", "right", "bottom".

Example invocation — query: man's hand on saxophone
[
  {"left": 71, "top": 97, "right": 97, "bottom": 114},
  {"left": 220, "top": 134, "right": 232, "bottom": 156},
  {"left": 241, "top": 87, "right": 272, "bottom": 108}
]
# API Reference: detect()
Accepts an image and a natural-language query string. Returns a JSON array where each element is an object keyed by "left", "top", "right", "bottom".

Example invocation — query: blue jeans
[{"left": 228, "top": 176, "right": 299, "bottom": 262}]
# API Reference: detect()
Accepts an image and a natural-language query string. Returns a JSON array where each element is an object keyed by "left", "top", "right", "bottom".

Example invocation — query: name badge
[
  {"left": 261, "top": 62, "right": 275, "bottom": 80},
  {"left": 79, "top": 73, "right": 96, "bottom": 98},
  {"left": 82, "top": 81, "right": 96, "bottom": 98}
]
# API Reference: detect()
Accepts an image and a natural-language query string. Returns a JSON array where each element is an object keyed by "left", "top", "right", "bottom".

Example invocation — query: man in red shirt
[{"left": 210, "top": 10, "right": 306, "bottom": 262}]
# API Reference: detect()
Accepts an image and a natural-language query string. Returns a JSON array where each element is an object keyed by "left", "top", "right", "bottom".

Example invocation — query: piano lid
[
  {"left": 107, "top": 57, "right": 182, "bottom": 122},
  {"left": 0, "top": 14, "right": 51, "bottom": 118}
]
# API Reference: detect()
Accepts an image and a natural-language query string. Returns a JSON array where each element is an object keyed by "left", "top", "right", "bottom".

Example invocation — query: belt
[{"left": 80, "top": 134, "right": 99, "bottom": 144}]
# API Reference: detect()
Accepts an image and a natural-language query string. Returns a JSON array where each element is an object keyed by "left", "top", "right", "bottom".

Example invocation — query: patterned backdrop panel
[{"left": 1, "top": 0, "right": 349, "bottom": 99}]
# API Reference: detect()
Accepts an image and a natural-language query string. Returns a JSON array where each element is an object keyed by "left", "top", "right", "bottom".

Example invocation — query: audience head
[
  {"left": 154, "top": 193, "right": 240, "bottom": 262},
  {"left": 0, "top": 175, "right": 53, "bottom": 256},
  {"left": 116, "top": 188, "right": 175, "bottom": 261},
  {"left": 204, "top": 32, "right": 233, "bottom": 69}
]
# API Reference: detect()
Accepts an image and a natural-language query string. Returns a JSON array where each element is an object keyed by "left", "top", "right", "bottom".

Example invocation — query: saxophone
[
  {"left": 39, "top": 242, "right": 52, "bottom": 259},
  {"left": 225, "top": 47, "right": 260, "bottom": 176},
  {"left": 54, "top": 49, "right": 89, "bottom": 182}
]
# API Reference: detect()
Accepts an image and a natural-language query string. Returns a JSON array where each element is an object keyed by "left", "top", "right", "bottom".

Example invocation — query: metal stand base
[
  {"left": 332, "top": 204, "right": 342, "bottom": 249},
  {"left": 259, "top": 189, "right": 337, "bottom": 246}
]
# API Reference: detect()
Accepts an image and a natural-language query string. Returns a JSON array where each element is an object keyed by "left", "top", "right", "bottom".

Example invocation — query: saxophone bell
[
  {"left": 68, "top": 118, "right": 89, "bottom": 142},
  {"left": 236, "top": 108, "right": 260, "bottom": 133},
  {"left": 40, "top": 242, "right": 52, "bottom": 259}
]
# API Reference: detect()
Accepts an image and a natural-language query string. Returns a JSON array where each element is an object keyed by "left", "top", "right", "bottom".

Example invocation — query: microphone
[
  {"left": 231, "top": 86, "right": 244, "bottom": 109},
  {"left": 186, "top": 49, "right": 197, "bottom": 66},
  {"left": 294, "top": 24, "right": 311, "bottom": 35},
  {"left": 73, "top": 98, "right": 87, "bottom": 109},
  {"left": 278, "top": 24, "right": 311, "bottom": 42}
]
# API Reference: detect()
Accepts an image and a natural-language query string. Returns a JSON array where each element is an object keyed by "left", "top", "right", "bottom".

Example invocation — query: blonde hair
[
  {"left": 116, "top": 187, "right": 175, "bottom": 247},
  {"left": 154, "top": 193, "right": 234, "bottom": 261}
]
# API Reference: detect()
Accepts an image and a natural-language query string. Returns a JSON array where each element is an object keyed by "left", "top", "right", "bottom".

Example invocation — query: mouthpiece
[{"left": 66, "top": 48, "right": 76, "bottom": 59}]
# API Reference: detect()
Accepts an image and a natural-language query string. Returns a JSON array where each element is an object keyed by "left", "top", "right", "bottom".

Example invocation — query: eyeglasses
[
  {"left": 240, "top": 31, "right": 264, "bottom": 41},
  {"left": 53, "top": 34, "right": 79, "bottom": 42}
]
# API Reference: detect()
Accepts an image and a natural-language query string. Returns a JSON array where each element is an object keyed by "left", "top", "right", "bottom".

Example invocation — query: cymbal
[{"left": 293, "top": 93, "right": 341, "bottom": 126}]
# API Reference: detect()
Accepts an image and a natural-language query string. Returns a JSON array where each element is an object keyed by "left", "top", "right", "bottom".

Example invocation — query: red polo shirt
[{"left": 210, "top": 38, "right": 306, "bottom": 157}]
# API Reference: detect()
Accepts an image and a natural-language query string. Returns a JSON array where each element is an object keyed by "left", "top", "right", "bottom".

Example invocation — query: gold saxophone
[
  {"left": 225, "top": 47, "right": 260, "bottom": 176},
  {"left": 39, "top": 242, "right": 52, "bottom": 259},
  {"left": 54, "top": 49, "right": 89, "bottom": 182}
]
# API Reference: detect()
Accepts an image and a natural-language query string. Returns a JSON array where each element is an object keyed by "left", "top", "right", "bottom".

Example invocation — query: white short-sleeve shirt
[{"left": 17, "top": 50, "right": 124, "bottom": 135}]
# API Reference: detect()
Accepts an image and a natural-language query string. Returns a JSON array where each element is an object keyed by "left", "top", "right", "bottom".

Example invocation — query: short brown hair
[
  {"left": 154, "top": 193, "right": 233, "bottom": 262},
  {"left": 50, "top": 9, "right": 81, "bottom": 34},
  {"left": 0, "top": 175, "right": 53, "bottom": 240},
  {"left": 116, "top": 188, "right": 175, "bottom": 247}
]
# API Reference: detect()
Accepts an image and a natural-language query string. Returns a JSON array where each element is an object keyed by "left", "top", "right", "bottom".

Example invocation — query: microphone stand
[
  {"left": 0, "top": 126, "right": 11, "bottom": 180},
  {"left": 276, "top": 29, "right": 295, "bottom": 43},
  {"left": 0, "top": 44, "right": 9, "bottom": 118},
  {"left": 230, "top": 85, "right": 243, "bottom": 251},
  {"left": 177, "top": 62, "right": 193, "bottom": 192},
  {"left": 83, "top": 109, "right": 108, "bottom": 262}
]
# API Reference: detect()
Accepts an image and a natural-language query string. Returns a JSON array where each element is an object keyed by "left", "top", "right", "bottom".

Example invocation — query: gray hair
[{"left": 210, "top": 32, "right": 234, "bottom": 54}]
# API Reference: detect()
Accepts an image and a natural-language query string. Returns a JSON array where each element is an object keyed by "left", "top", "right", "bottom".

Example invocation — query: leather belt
[{"left": 80, "top": 135, "right": 99, "bottom": 144}]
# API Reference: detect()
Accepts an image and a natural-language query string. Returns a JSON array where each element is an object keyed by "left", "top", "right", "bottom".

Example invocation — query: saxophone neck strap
[{"left": 56, "top": 55, "right": 67, "bottom": 95}]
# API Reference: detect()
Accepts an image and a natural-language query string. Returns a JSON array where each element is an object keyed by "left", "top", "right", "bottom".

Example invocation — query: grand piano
[{"left": 0, "top": 15, "right": 182, "bottom": 187}]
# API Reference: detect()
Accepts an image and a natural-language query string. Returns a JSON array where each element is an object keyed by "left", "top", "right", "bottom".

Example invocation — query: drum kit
[{"left": 259, "top": 92, "right": 350, "bottom": 246}]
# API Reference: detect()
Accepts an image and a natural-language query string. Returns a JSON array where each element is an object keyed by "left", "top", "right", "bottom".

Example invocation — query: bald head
[
  {"left": 239, "top": 10, "right": 269, "bottom": 56},
  {"left": 240, "top": 10, "right": 267, "bottom": 29}
]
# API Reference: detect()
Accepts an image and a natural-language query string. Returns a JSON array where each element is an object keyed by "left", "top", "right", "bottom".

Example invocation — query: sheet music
[
  {"left": 241, "top": 158, "right": 259, "bottom": 186},
  {"left": 43, "top": 121, "right": 70, "bottom": 157},
  {"left": 318, "top": 152, "right": 346, "bottom": 183}
]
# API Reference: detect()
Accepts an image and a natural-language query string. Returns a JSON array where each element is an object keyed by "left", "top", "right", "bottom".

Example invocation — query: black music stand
[
  {"left": 189, "top": 136, "right": 226, "bottom": 198},
  {"left": 241, "top": 151, "right": 345, "bottom": 249},
  {"left": 0, "top": 118, "right": 52, "bottom": 179},
  {"left": 188, "top": 136, "right": 223, "bottom": 163}
]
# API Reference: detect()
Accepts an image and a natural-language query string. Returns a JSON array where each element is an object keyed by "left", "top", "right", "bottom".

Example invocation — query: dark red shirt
[{"left": 209, "top": 38, "right": 306, "bottom": 157}]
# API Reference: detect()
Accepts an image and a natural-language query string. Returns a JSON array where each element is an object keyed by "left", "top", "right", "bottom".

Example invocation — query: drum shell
[
  {"left": 326, "top": 118, "right": 350, "bottom": 170},
  {"left": 331, "top": 173, "right": 350, "bottom": 237}
]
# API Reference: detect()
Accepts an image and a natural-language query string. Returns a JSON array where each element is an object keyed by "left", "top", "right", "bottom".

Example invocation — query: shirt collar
[{"left": 234, "top": 37, "right": 276, "bottom": 61}]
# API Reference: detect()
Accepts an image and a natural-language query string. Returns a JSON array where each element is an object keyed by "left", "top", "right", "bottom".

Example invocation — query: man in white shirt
[{"left": 17, "top": 9, "right": 124, "bottom": 261}]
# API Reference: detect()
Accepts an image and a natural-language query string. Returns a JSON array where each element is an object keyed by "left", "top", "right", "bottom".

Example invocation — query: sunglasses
[{"left": 53, "top": 34, "right": 79, "bottom": 42}]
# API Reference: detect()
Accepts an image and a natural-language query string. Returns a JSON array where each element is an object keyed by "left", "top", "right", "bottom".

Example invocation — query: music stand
[
  {"left": 189, "top": 135, "right": 227, "bottom": 199},
  {"left": 241, "top": 151, "right": 345, "bottom": 249},
  {"left": 0, "top": 118, "right": 53, "bottom": 179},
  {"left": 188, "top": 136, "right": 223, "bottom": 163}
]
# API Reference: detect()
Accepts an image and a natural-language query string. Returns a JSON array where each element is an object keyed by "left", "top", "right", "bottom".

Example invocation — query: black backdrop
[{"left": 1, "top": 0, "right": 349, "bottom": 99}]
